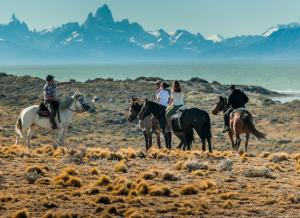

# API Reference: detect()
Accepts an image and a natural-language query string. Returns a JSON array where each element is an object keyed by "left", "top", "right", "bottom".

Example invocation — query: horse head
[
  {"left": 138, "top": 99, "right": 165, "bottom": 120},
  {"left": 212, "top": 96, "right": 227, "bottom": 115},
  {"left": 73, "top": 92, "right": 96, "bottom": 113},
  {"left": 128, "top": 96, "right": 143, "bottom": 122}
]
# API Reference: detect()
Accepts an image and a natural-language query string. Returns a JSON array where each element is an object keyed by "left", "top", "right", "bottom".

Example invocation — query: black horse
[{"left": 138, "top": 100, "right": 212, "bottom": 152}]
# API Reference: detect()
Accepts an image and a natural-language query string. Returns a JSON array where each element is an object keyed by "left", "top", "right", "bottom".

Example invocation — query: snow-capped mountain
[{"left": 1, "top": 4, "right": 300, "bottom": 63}]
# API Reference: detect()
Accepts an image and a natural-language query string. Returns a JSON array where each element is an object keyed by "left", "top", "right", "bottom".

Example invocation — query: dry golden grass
[
  {"left": 180, "top": 184, "right": 198, "bottom": 195},
  {"left": 96, "top": 174, "right": 111, "bottom": 186},
  {"left": 149, "top": 185, "right": 172, "bottom": 196},
  {"left": 114, "top": 160, "right": 128, "bottom": 173},
  {"left": 268, "top": 152, "right": 290, "bottom": 162},
  {"left": 13, "top": 209, "right": 29, "bottom": 218}
]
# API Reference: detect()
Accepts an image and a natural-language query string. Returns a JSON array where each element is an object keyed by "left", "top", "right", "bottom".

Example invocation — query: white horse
[{"left": 15, "top": 92, "right": 94, "bottom": 148}]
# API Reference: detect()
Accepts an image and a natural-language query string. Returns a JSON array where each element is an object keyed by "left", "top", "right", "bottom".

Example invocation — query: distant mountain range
[{"left": 1, "top": 4, "right": 300, "bottom": 64}]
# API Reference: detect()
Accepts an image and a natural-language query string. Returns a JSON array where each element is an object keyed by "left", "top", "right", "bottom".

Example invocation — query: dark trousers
[
  {"left": 46, "top": 100, "right": 59, "bottom": 126},
  {"left": 223, "top": 108, "right": 233, "bottom": 128}
]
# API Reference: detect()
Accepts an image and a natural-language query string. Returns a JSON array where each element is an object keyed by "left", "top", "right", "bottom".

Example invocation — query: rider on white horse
[
  {"left": 44, "top": 75, "right": 59, "bottom": 129},
  {"left": 15, "top": 91, "right": 94, "bottom": 148}
]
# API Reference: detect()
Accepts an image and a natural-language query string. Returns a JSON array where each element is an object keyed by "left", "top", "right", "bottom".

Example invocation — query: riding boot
[
  {"left": 49, "top": 105, "right": 57, "bottom": 129},
  {"left": 223, "top": 113, "right": 230, "bottom": 133}
]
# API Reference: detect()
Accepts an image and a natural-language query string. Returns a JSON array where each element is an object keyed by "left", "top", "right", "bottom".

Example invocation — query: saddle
[
  {"left": 171, "top": 108, "right": 187, "bottom": 131},
  {"left": 230, "top": 107, "right": 250, "bottom": 118},
  {"left": 37, "top": 102, "right": 50, "bottom": 117}
]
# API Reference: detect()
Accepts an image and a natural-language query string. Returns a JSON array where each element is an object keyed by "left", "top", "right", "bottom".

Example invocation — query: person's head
[
  {"left": 161, "top": 82, "right": 169, "bottom": 90},
  {"left": 230, "top": 85, "right": 236, "bottom": 91},
  {"left": 46, "top": 75, "right": 55, "bottom": 84},
  {"left": 154, "top": 80, "right": 162, "bottom": 90},
  {"left": 172, "top": 81, "right": 181, "bottom": 93}
]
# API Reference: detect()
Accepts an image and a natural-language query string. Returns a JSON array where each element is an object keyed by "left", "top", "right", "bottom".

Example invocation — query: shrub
[
  {"left": 25, "top": 166, "right": 45, "bottom": 184},
  {"left": 136, "top": 181, "right": 149, "bottom": 195},
  {"left": 184, "top": 159, "right": 209, "bottom": 172},
  {"left": 13, "top": 209, "right": 29, "bottom": 218},
  {"left": 90, "top": 168, "right": 100, "bottom": 176},
  {"left": 220, "top": 192, "right": 238, "bottom": 200},
  {"left": 244, "top": 167, "right": 276, "bottom": 179},
  {"left": 218, "top": 159, "right": 233, "bottom": 172},
  {"left": 199, "top": 179, "right": 216, "bottom": 190},
  {"left": 268, "top": 153, "right": 289, "bottom": 163},
  {"left": 42, "top": 210, "right": 79, "bottom": 218}
]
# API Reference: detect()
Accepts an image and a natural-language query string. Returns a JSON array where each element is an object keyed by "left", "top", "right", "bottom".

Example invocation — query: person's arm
[
  {"left": 227, "top": 94, "right": 232, "bottom": 107},
  {"left": 168, "top": 94, "right": 173, "bottom": 106},
  {"left": 242, "top": 92, "right": 249, "bottom": 104}
]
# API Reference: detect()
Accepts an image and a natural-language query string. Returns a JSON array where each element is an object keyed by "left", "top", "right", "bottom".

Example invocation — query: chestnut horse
[{"left": 212, "top": 96, "right": 265, "bottom": 152}]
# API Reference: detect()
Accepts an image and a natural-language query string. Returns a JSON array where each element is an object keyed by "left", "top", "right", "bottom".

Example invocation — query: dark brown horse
[
  {"left": 139, "top": 100, "right": 212, "bottom": 152},
  {"left": 212, "top": 96, "right": 265, "bottom": 152},
  {"left": 127, "top": 97, "right": 161, "bottom": 150}
]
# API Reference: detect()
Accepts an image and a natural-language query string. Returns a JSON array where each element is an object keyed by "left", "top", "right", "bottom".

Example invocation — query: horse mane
[
  {"left": 132, "top": 97, "right": 143, "bottom": 105},
  {"left": 60, "top": 96, "right": 74, "bottom": 109}
]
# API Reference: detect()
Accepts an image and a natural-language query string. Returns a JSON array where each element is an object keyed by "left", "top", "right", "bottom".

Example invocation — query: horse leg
[
  {"left": 148, "top": 130, "right": 152, "bottom": 149},
  {"left": 207, "top": 136, "right": 212, "bottom": 153},
  {"left": 195, "top": 128, "right": 206, "bottom": 152},
  {"left": 58, "top": 129, "right": 65, "bottom": 148},
  {"left": 235, "top": 133, "right": 241, "bottom": 152},
  {"left": 156, "top": 131, "right": 161, "bottom": 149},
  {"left": 245, "top": 132, "right": 250, "bottom": 153},
  {"left": 143, "top": 131, "right": 149, "bottom": 150},
  {"left": 228, "top": 131, "right": 235, "bottom": 151},
  {"left": 27, "top": 128, "right": 33, "bottom": 148},
  {"left": 15, "top": 136, "right": 19, "bottom": 145}
]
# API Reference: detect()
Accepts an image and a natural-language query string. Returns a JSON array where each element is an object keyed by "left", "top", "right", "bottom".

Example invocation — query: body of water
[{"left": 1, "top": 63, "right": 300, "bottom": 93}]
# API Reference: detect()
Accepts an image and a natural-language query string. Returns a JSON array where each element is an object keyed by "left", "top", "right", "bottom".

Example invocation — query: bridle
[{"left": 66, "top": 95, "right": 85, "bottom": 113}]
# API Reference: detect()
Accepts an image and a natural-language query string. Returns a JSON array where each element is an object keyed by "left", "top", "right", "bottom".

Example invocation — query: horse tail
[
  {"left": 243, "top": 113, "right": 265, "bottom": 139},
  {"left": 15, "top": 116, "right": 23, "bottom": 138}
]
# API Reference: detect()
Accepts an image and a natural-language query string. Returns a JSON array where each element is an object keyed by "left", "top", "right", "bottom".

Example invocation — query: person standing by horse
[
  {"left": 165, "top": 81, "right": 185, "bottom": 132},
  {"left": 223, "top": 85, "right": 249, "bottom": 132},
  {"left": 44, "top": 75, "right": 59, "bottom": 129}
]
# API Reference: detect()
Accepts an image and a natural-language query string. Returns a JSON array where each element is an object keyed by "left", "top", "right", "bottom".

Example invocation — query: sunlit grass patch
[
  {"left": 149, "top": 185, "right": 172, "bottom": 197},
  {"left": 95, "top": 175, "right": 111, "bottom": 186}
]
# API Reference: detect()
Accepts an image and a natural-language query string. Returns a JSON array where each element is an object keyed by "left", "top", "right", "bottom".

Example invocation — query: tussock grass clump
[
  {"left": 183, "top": 159, "right": 209, "bottom": 172},
  {"left": 124, "top": 208, "right": 142, "bottom": 218},
  {"left": 96, "top": 195, "right": 111, "bottom": 204},
  {"left": 244, "top": 167, "right": 276, "bottom": 179},
  {"left": 86, "top": 148, "right": 111, "bottom": 160},
  {"left": 220, "top": 192, "right": 239, "bottom": 200},
  {"left": 111, "top": 177, "right": 134, "bottom": 196},
  {"left": 199, "top": 179, "right": 216, "bottom": 191},
  {"left": 95, "top": 175, "right": 111, "bottom": 186},
  {"left": 260, "top": 152, "right": 271, "bottom": 158},
  {"left": 42, "top": 210, "right": 79, "bottom": 218},
  {"left": 114, "top": 160, "right": 128, "bottom": 173},
  {"left": 13, "top": 209, "right": 29, "bottom": 218},
  {"left": 53, "top": 147, "right": 66, "bottom": 158},
  {"left": 62, "top": 166, "right": 79, "bottom": 176},
  {"left": 142, "top": 171, "right": 158, "bottom": 180},
  {"left": 268, "top": 152, "right": 289, "bottom": 163},
  {"left": 287, "top": 193, "right": 300, "bottom": 203},
  {"left": 119, "top": 147, "right": 137, "bottom": 159},
  {"left": 25, "top": 166, "right": 45, "bottom": 184},
  {"left": 149, "top": 185, "right": 172, "bottom": 196},
  {"left": 218, "top": 159, "right": 233, "bottom": 172},
  {"left": 54, "top": 167, "right": 82, "bottom": 187},
  {"left": 135, "top": 181, "right": 150, "bottom": 195},
  {"left": 291, "top": 153, "right": 300, "bottom": 161},
  {"left": 180, "top": 185, "right": 198, "bottom": 195},
  {"left": 90, "top": 167, "right": 100, "bottom": 176},
  {"left": 0, "top": 195, "right": 14, "bottom": 202},
  {"left": 86, "top": 187, "right": 100, "bottom": 195},
  {"left": 222, "top": 200, "right": 233, "bottom": 209},
  {"left": 163, "top": 172, "right": 180, "bottom": 181}
]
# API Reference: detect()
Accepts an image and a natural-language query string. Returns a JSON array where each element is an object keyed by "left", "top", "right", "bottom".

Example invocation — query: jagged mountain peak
[{"left": 94, "top": 4, "right": 114, "bottom": 24}]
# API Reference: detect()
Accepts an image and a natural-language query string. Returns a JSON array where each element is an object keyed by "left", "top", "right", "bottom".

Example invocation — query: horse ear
[
  {"left": 145, "top": 98, "right": 148, "bottom": 103},
  {"left": 132, "top": 96, "right": 135, "bottom": 101}
]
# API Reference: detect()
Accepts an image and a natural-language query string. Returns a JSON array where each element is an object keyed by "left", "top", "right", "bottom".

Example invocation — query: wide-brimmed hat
[{"left": 46, "top": 75, "right": 54, "bottom": 82}]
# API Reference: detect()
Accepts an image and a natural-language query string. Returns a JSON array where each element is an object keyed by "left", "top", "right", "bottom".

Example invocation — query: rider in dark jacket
[
  {"left": 44, "top": 75, "right": 59, "bottom": 129},
  {"left": 223, "top": 85, "right": 249, "bottom": 132}
]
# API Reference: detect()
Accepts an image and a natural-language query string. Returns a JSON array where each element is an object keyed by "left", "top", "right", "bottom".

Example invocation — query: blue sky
[{"left": 0, "top": 0, "right": 300, "bottom": 37}]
